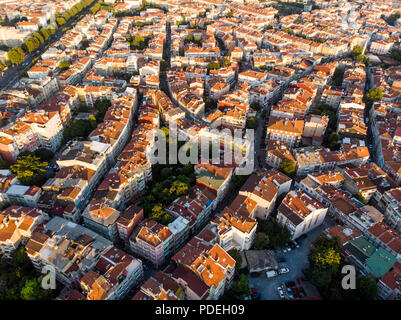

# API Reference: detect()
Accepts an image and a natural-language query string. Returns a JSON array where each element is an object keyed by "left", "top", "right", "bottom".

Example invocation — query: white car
[
  {"left": 280, "top": 267, "right": 290, "bottom": 274},
  {"left": 277, "top": 286, "right": 285, "bottom": 299}
]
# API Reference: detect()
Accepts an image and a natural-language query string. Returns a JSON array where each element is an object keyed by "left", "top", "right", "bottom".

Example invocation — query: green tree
[
  {"left": 33, "top": 32, "right": 44, "bottom": 44},
  {"left": 58, "top": 60, "right": 71, "bottom": 71},
  {"left": 356, "top": 193, "right": 367, "bottom": 204},
  {"left": 352, "top": 45, "right": 362, "bottom": 56},
  {"left": 0, "top": 158, "right": 10, "bottom": 169},
  {"left": 149, "top": 203, "right": 173, "bottom": 225},
  {"left": 207, "top": 62, "right": 220, "bottom": 70},
  {"left": 366, "top": 87, "right": 383, "bottom": 102},
  {"left": 332, "top": 66, "right": 345, "bottom": 86},
  {"left": 160, "top": 167, "right": 172, "bottom": 180},
  {"left": 39, "top": 28, "right": 50, "bottom": 41},
  {"left": 169, "top": 180, "right": 189, "bottom": 197},
  {"left": 355, "top": 276, "right": 378, "bottom": 300},
  {"left": 89, "top": 114, "right": 97, "bottom": 129},
  {"left": 279, "top": 159, "right": 295, "bottom": 177},
  {"left": 10, "top": 155, "right": 48, "bottom": 186},
  {"left": 20, "top": 278, "right": 53, "bottom": 300},
  {"left": 33, "top": 149, "right": 54, "bottom": 162},
  {"left": 56, "top": 17, "right": 66, "bottom": 27},
  {"left": 94, "top": 98, "right": 111, "bottom": 119},
  {"left": 253, "top": 232, "right": 270, "bottom": 250},
  {"left": 7, "top": 47, "right": 24, "bottom": 64},
  {"left": 258, "top": 218, "right": 291, "bottom": 249},
  {"left": 228, "top": 249, "right": 242, "bottom": 271},
  {"left": 221, "top": 58, "right": 230, "bottom": 67},
  {"left": 230, "top": 274, "right": 250, "bottom": 299},
  {"left": 246, "top": 116, "right": 258, "bottom": 129}
]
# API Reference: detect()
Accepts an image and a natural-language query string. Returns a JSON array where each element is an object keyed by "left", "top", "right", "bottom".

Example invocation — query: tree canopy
[
  {"left": 10, "top": 155, "right": 48, "bottom": 186},
  {"left": 279, "top": 159, "right": 296, "bottom": 177},
  {"left": 7, "top": 47, "right": 24, "bottom": 64}
]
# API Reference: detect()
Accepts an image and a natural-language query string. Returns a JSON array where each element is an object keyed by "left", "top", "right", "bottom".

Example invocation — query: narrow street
[{"left": 0, "top": 0, "right": 100, "bottom": 90}]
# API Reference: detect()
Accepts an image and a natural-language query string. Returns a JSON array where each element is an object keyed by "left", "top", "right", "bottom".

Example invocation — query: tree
[
  {"left": 332, "top": 66, "right": 345, "bottom": 86},
  {"left": 356, "top": 193, "right": 367, "bottom": 204},
  {"left": 33, "top": 32, "right": 44, "bottom": 45},
  {"left": 226, "top": 10, "right": 234, "bottom": 18},
  {"left": 20, "top": 278, "right": 53, "bottom": 300},
  {"left": 355, "top": 276, "right": 378, "bottom": 300},
  {"left": 33, "top": 149, "right": 54, "bottom": 162},
  {"left": 131, "top": 35, "right": 147, "bottom": 50},
  {"left": 56, "top": 17, "right": 66, "bottom": 27},
  {"left": 169, "top": 180, "right": 189, "bottom": 197},
  {"left": 62, "top": 119, "right": 92, "bottom": 143},
  {"left": 7, "top": 47, "right": 24, "bottom": 65},
  {"left": 326, "top": 132, "right": 340, "bottom": 150},
  {"left": 89, "top": 114, "right": 97, "bottom": 129},
  {"left": 0, "top": 158, "right": 9, "bottom": 169},
  {"left": 10, "top": 155, "right": 48, "bottom": 186},
  {"left": 253, "top": 232, "right": 270, "bottom": 250},
  {"left": 246, "top": 117, "right": 258, "bottom": 129},
  {"left": 258, "top": 218, "right": 291, "bottom": 249},
  {"left": 160, "top": 167, "right": 172, "bottom": 180},
  {"left": 356, "top": 54, "right": 369, "bottom": 66},
  {"left": 58, "top": 60, "right": 71, "bottom": 71},
  {"left": 279, "top": 159, "right": 295, "bottom": 177},
  {"left": 40, "top": 28, "right": 50, "bottom": 41},
  {"left": 94, "top": 98, "right": 111, "bottom": 119},
  {"left": 221, "top": 58, "right": 230, "bottom": 67},
  {"left": 207, "top": 62, "right": 220, "bottom": 70},
  {"left": 352, "top": 45, "right": 362, "bottom": 56},
  {"left": 366, "top": 87, "right": 383, "bottom": 102},
  {"left": 149, "top": 203, "right": 173, "bottom": 225},
  {"left": 232, "top": 174, "right": 250, "bottom": 190},
  {"left": 80, "top": 38, "right": 90, "bottom": 49},
  {"left": 228, "top": 249, "right": 242, "bottom": 271},
  {"left": 230, "top": 274, "right": 250, "bottom": 299}
]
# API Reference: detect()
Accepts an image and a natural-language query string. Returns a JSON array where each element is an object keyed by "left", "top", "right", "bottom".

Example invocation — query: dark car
[
  {"left": 277, "top": 257, "right": 286, "bottom": 263},
  {"left": 285, "top": 281, "right": 296, "bottom": 287},
  {"left": 251, "top": 288, "right": 261, "bottom": 300},
  {"left": 299, "top": 234, "right": 308, "bottom": 241},
  {"left": 291, "top": 286, "right": 299, "bottom": 297}
]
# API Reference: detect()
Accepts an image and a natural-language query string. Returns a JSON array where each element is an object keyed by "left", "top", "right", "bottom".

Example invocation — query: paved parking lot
[{"left": 248, "top": 217, "right": 336, "bottom": 300}]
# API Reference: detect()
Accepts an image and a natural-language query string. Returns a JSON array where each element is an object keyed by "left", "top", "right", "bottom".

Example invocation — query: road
[
  {"left": 248, "top": 215, "right": 337, "bottom": 300},
  {"left": 0, "top": 0, "right": 100, "bottom": 90}
]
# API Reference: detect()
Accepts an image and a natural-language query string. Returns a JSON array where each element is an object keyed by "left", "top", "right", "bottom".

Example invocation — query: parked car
[
  {"left": 251, "top": 288, "right": 261, "bottom": 300},
  {"left": 277, "top": 257, "right": 286, "bottom": 263},
  {"left": 280, "top": 267, "right": 290, "bottom": 274},
  {"left": 292, "top": 240, "right": 300, "bottom": 248},
  {"left": 266, "top": 270, "right": 278, "bottom": 278},
  {"left": 286, "top": 281, "right": 296, "bottom": 287},
  {"left": 291, "top": 286, "right": 299, "bottom": 297},
  {"left": 277, "top": 286, "right": 285, "bottom": 299},
  {"left": 298, "top": 234, "right": 308, "bottom": 241},
  {"left": 282, "top": 248, "right": 287, "bottom": 253},
  {"left": 296, "top": 277, "right": 303, "bottom": 285}
]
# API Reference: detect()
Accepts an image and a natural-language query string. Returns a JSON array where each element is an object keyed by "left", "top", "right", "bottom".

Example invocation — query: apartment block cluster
[
  {"left": 1, "top": 0, "right": 401, "bottom": 301},
  {"left": 266, "top": 60, "right": 371, "bottom": 177},
  {"left": 0, "top": 0, "right": 81, "bottom": 47}
]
